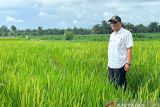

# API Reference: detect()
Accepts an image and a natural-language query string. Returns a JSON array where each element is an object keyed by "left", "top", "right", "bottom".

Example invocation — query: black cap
[{"left": 108, "top": 16, "right": 121, "bottom": 22}]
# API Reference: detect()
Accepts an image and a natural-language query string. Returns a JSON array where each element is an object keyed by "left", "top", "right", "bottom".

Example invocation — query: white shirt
[{"left": 108, "top": 27, "right": 133, "bottom": 69}]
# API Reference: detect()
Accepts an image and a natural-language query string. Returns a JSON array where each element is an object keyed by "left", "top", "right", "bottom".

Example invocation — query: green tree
[
  {"left": 0, "top": 25, "right": 9, "bottom": 36},
  {"left": 64, "top": 30, "right": 75, "bottom": 40},
  {"left": 38, "top": 26, "right": 43, "bottom": 35},
  {"left": 92, "top": 24, "right": 103, "bottom": 34},
  {"left": 123, "top": 23, "right": 134, "bottom": 32},
  {"left": 11, "top": 25, "right": 17, "bottom": 32},
  {"left": 134, "top": 24, "right": 147, "bottom": 33},
  {"left": 148, "top": 22, "right": 159, "bottom": 32},
  {"left": 10, "top": 25, "right": 17, "bottom": 36}
]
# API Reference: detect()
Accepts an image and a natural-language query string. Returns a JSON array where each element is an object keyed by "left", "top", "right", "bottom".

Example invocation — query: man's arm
[{"left": 124, "top": 47, "right": 132, "bottom": 72}]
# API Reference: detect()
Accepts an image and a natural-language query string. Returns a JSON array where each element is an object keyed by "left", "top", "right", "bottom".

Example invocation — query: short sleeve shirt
[{"left": 108, "top": 27, "right": 133, "bottom": 69}]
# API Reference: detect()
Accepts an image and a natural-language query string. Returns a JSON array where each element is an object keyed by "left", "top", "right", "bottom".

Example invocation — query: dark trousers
[{"left": 108, "top": 66, "right": 127, "bottom": 91}]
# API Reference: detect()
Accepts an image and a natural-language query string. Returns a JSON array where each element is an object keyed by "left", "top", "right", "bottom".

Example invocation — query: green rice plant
[{"left": 0, "top": 40, "right": 159, "bottom": 107}]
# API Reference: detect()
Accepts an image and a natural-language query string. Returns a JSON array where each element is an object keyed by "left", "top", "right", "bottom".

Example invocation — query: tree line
[{"left": 0, "top": 21, "right": 160, "bottom": 36}]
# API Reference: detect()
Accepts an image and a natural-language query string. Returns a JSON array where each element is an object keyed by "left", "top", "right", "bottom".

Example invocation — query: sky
[{"left": 0, "top": 0, "right": 160, "bottom": 29}]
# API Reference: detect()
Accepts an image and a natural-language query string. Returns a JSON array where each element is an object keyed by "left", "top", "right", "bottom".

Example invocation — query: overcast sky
[{"left": 0, "top": 0, "right": 160, "bottom": 29}]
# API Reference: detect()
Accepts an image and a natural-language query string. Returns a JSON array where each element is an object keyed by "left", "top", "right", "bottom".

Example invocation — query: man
[{"left": 107, "top": 16, "right": 133, "bottom": 91}]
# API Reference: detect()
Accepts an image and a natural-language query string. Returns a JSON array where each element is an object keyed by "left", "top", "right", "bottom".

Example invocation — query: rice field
[{"left": 0, "top": 40, "right": 160, "bottom": 107}]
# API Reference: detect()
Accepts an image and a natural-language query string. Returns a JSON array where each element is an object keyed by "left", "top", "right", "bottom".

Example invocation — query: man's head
[{"left": 108, "top": 16, "right": 122, "bottom": 32}]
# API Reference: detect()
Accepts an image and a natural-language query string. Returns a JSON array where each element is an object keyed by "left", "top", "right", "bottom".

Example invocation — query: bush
[{"left": 64, "top": 31, "right": 75, "bottom": 40}]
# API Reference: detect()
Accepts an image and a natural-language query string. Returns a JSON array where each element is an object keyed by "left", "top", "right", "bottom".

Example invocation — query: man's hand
[
  {"left": 125, "top": 47, "right": 132, "bottom": 72},
  {"left": 124, "top": 63, "right": 130, "bottom": 72}
]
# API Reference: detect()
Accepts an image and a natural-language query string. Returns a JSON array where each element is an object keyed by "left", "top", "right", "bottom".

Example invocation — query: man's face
[{"left": 110, "top": 21, "right": 122, "bottom": 32}]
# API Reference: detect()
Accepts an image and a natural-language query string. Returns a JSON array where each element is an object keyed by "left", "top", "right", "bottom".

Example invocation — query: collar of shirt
[{"left": 113, "top": 27, "right": 123, "bottom": 34}]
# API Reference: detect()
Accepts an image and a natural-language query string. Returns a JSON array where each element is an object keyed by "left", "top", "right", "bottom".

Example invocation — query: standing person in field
[{"left": 107, "top": 16, "right": 133, "bottom": 91}]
